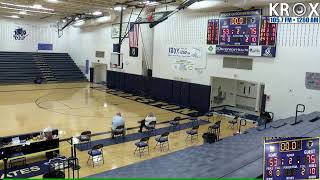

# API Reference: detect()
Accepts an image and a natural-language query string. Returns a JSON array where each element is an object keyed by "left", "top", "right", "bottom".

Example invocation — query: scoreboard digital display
[
  {"left": 206, "top": 9, "right": 277, "bottom": 57},
  {"left": 219, "top": 16, "right": 259, "bottom": 46},
  {"left": 207, "top": 19, "right": 219, "bottom": 45},
  {"left": 264, "top": 137, "right": 320, "bottom": 180},
  {"left": 260, "top": 16, "right": 277, "bottom": 46}
]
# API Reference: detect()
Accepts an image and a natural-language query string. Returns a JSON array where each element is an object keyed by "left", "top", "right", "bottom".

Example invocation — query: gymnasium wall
[
  {"left": 0, "top": 18, "right": 66, "bottom": 52},
  {"left": 62, "top": 13, "right": 152, "bottom": 78},
  {"left": 152, "top": 9, "right": 320, "bottom": 119}
]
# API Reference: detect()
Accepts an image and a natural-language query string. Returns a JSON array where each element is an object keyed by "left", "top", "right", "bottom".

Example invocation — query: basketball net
[{"left": 144, "top": 5, "right": 156, "bottom": 22}]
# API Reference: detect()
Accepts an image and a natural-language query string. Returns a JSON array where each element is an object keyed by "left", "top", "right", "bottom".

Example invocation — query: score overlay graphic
[{"left": 264, "top": 137, "right": 320, "bottom": 180}]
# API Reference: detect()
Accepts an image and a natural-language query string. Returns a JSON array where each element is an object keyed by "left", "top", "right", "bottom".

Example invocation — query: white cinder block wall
[
  {"left": 152, "top": 9, "right": 320, "bottom": 119},
  {"left": 0, "top": 18, "right": 67, "bottom": 52}
]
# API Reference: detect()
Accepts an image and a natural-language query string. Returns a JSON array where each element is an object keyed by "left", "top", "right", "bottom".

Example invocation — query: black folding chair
[
  {"left": 186, "top": 125, "right": 199, "bottom": 143},
  {"left": 208, "top": 121, "right": 221, "bottom": 141},
  {"left": 87, "top": 144, "right": 104, "bottom": 167},
  {"left": 79, "top": 131, "right": 91, "bottom": 148},
  {"left": 134, "top": 137, "right": 150, "bottom": 157},
  {"left": 169, "top": 117, "right": 181, "bottom": 132},
  {"left": 209, "top": 121, "right": 221, "bottom": 141},
  {"left": 146, "top": 121, "right": 156, "bottom": 136},
  {"left": 112, "top": 125, "right": 126, "bottom": 141},
  {"left": 155, "top": 132, "right": 170, "bottom": 151}
]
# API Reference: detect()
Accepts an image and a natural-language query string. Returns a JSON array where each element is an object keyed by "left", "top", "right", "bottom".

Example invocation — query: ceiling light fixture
[
  {"left": 143, "top": 1, "right": 159, "bottom": 6},
  {"left": 7, "top": 15, "right": 20, "bottom": 18},
  {"left": 32, "top": 4, "right": 43, "bottom": 9},
  {"left": 18, "top": 10, "right": 27, "bottom": 15},
  {"left": 0, "top": 6, "right": 56, "bottom": 14},
  {"left": 188, "top": 0, "right": 223, "bottom": 10},
  {"left": 47, "top": 0, "right": 59, "bottom": 3},
  {"left": 0, "top": 2, "right": 54, "bottom": 11},
  {"left": 113, "top": 6, "right": 125, "bottom": 11},
  {"left": 92, "top": 11, "right": 102, "bottom": 16}
]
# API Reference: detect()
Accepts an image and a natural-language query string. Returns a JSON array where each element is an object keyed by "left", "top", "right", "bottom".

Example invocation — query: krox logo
[{"left": 270, "top": 3, "right": 320, "bottom": 17}]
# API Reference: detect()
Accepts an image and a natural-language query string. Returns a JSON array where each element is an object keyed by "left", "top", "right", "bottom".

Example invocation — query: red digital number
[
  {"left": 251, "top": 37, "right": 257, "bottom": 43},
  {"left": 269, "top": 157, "right": 278, "bottom": 167},
  {"left": 309, "top": 167, "right": 316, "bottom": 175},
  {"left": 223, "top": 28, "right": 230, "bottom": 35},
  {"left": 250, "top": 27, "right": 257, "bottom": 35},
  {"left": 307, "top": 155, "right": 316, "bottom": 164}
]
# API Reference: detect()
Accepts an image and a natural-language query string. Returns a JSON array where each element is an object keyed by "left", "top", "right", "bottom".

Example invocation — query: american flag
[{"left": 129, "top": 22, "right": 139, "bottom": 48}]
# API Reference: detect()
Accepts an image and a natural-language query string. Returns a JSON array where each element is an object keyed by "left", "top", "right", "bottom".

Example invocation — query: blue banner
[
  {"left": 85, "top": 60, "right": 89, "bottom": 74},
  {"left": 261, "top": 46, "right": 276, "bottom": 57},
  {"left": 38, "top": 43, "right": 53, "bottom": 51},
  {"left": 216, "top": 45, "right": 249, "bottom": 56}
]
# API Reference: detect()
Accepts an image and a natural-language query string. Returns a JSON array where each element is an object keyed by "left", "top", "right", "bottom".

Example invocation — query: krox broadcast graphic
[
  {"left": 264, "top": 137, "right": 320, "bottom": 180},
  {"left": 207, "top": 9, "right": 277, "bottom": 57}
]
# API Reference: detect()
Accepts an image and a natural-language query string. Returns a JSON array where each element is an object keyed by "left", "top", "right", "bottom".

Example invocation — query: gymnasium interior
[{"left": 0, "top": 0, "right": 319, "bottom": 179}]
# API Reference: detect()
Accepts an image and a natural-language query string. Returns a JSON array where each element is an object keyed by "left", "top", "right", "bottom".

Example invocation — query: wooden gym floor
[{"left": 0, "top": 82, "right": 255, "bottom": 178}]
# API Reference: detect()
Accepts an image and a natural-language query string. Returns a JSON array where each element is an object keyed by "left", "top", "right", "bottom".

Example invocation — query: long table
[{"left": 0, "top": 129, "right": 60, "bottom": 160}]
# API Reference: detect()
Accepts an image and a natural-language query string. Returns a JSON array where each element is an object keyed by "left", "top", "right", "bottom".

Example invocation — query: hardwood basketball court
[{"left": 0, "top": 82, "right": 255, "bottom": 178}]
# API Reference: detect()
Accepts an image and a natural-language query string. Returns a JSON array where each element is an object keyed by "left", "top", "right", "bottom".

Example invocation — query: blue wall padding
[{"left": 106, "top": 70, "right": 211, "bottom": 113}]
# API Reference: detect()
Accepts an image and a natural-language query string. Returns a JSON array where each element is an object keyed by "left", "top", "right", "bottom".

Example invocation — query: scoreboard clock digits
[
  {"left": 264, "top": 137, "right": 320, "bottom": 180},
  {"left": 231, "top": 17, "right": 247, "bottom": 25},
  {"left": 279, "top": 140, "right": 302, "bottom": 152}
]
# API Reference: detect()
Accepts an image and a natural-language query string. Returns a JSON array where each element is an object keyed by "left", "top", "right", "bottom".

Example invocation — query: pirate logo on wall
[
  {"left": 129, "top": 47, "right": 138, "bottom": 57},
  {"left": 13, "top": 27, "right": 28, "bottom": 40}
]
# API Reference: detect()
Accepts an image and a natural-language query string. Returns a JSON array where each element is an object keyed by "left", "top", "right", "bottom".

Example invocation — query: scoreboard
[
  {"left": 219, "top": 16, "right": 260, "bottom": 46},
  {"left": 264, "top": 137, "right": 320, "bottom": 180},
  {"left": 207, "top": 9, "right": 277, "bottom": 57},
  {"left": 260, "top": 16, "right": 277, "bottom": 46}
]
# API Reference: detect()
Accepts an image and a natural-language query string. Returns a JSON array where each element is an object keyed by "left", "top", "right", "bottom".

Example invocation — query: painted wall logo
[
  {"left": 168, "top": 47, "right": 201, "bottom": 59},
  {"left": 269, "top": 3, "right": 320, "bottom": 24},
  {"left": 13, "top": 27, "right": 28, "bottom": 40},
  {"left": 0, "top": 166, "right": 41, "bottom": 178}
]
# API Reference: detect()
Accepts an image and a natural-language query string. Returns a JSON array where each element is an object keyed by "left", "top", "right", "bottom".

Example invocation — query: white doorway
[
  {"left": 92, "top": 63, "right": 107, "bottom": 84},
  {"left": 210, "top": 76, "right": 265, "bottom": 114}
]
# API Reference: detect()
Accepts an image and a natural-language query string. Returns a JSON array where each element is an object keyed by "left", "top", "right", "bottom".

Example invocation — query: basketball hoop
[{"left": 144, "top": 5, "right": 156, "bottom": 22}]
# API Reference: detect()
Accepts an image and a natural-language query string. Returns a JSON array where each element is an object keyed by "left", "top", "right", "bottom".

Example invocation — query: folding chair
[
  {"left": 134, "top": 137, "right": 150, "bottom": 157},
  {"left": 169, "top": 117, "right": 181, "bottom": 132},
  {"left": 87, "top": 144, "right": 104, "bottom": 167},
  {"left": 155, "top": 132, "right": 170, "bottom": 151},
  {"left": 186, "top": 125, "right": 199, "bottom": 143}
]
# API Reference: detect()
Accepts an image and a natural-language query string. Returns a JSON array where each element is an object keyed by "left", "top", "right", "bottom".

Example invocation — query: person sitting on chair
[
  {"left": 138, "top": 112, "right": 156, "bottom": 132},
  {"left": 111, "top": 112, "right": 125, "bottom": 139}
]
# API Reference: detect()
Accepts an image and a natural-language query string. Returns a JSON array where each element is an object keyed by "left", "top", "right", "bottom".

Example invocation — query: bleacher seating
[
  {"left": 0, "top": 51, "right": 87, "bottom": 84},
  {"left": 37, "top": 53, "right": 87, "bottom": 82},
  {"left": 0, "top": 52, "right": 41, "bottom": 83}
]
